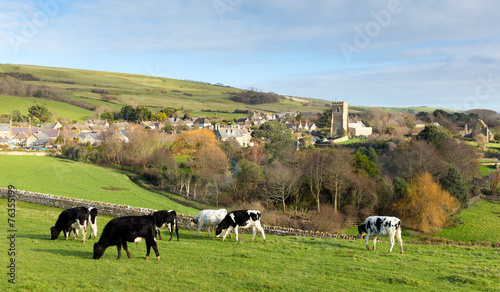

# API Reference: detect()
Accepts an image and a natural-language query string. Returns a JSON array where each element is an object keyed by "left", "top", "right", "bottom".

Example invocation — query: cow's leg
[
  {"left": 388, "top": 231, "right": 396, "bottom": 253},
  {"left": 174, "top": 219, "right": 179, "bottom": 241},
  {"left": 373, "top": 236, "right": 378, "bottom": 251},
  {"left": 168, "top": 222, "right": 173, "bottom": 241},
  {"left": 80, "top": 223, "right": 87, "bottom": 243},
  {"left": 251, "top": 226, "right": 257, "bottom": 241},
  {"left": 253, "top": 221, "right": 267, "bottom": 242},
  {"left": 64, "top": 228, "right": 70, "bottom": 240},
  {"left": 234, "top": 226, "right": 239, "bottom": 242},
  {"left": 156, "top": 228, "right": 162, "bottom": 240},
  {"left": 122, "top": 241, "right": 131, "bottom": 259},
  {"left": 196, "top": 223, "right": 202, "bottom": 237},
  {"left": 116, "top": 240, "right": 122, "bottom": 260},
  {"left": 396, "top": 228, "right": 404, "bottom": 254},
  {"left": 145, "top": 237, "right": 160, "bottom": 261},
  {"left": 365, "top": 234, "right": 370, "bottom": 250}
]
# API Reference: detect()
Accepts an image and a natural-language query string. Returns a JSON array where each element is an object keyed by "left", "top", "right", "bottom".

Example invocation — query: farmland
[{"left": 1, "top": 200, "right": 499, "bottom": 291}]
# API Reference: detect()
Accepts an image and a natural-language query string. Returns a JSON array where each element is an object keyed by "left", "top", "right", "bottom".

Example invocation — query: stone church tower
[{"left": 330, "top": 101, "right": 348, "bottom": 137}]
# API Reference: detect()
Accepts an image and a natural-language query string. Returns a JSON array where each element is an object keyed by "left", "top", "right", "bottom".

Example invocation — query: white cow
[
  {"left": 357, "top": 216, "right": 403, "bottom": 254},
  {"left": 189, "top": 209, "right": 228, "bottom": 237}
]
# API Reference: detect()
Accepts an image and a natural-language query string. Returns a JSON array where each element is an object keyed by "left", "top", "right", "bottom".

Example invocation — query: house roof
[
  {"left": 41, "top": 122, "right": 61, "bottom": 129},
  {"left": 0, "top": 124, "right": 12, "bottom": 131},
  {"left": 14, "top": 131, "right": 29, "bottom": 140},
  {"left": 37, "top": 129, "right": 59, "bottom": 138}
]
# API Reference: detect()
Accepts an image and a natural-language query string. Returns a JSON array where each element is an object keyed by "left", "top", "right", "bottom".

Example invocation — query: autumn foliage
[
  {"left": 171, "top": 129, "right": 217, "bottom": 155},
  {"left": 392, "top": 172, "right": 460, "bottom": 233}
]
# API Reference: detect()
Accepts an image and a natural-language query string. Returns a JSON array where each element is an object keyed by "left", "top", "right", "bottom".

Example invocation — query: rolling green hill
[{"left": 1, "top": 64, "right": 455, "bottom": 122}]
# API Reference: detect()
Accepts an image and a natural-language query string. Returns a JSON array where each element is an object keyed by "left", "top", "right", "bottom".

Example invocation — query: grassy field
[
  {"left": 1, "top": 64, "right": 455, "bottom": 119},
  {"left": 434, "top": 200, "right": 500, "bottom": 244},
  {"left": 0, "top": 155, "right": 198, "bottom": 215},
  {"left": 0, "top": 95, "right": 93, "bottom": 122},
  {"left": 1, "top": 200, "right": 499, "bottom": 291}
]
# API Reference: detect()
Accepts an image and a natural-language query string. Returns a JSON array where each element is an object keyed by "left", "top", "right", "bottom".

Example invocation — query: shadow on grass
[{"left": 33, "top": 248, "right": 94, "bottom": 259}]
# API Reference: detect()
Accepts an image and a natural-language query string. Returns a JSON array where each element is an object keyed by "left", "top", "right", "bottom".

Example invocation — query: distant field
[
  {"left": 0, "top": 155, "right": 198, "bottom": 214},
  {"left": 0, "top": 95, "right": 93, "bottom": 122},
  {"left": 434, "top": 200, "right": 500, "bottom": 244},
  {"left": 0, "top": 200, "right": 498, "bottom": 291}
]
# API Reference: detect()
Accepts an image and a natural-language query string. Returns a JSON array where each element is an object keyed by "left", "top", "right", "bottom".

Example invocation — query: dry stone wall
[{"left": 0, "top": 187, "right": 357, "bottom": 239}]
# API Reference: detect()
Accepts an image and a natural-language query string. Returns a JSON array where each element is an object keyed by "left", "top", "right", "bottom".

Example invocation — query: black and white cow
[
  {"left": 88, "top": 207, "right": 98, "bottom": 240},
  {"left": 70, "top": 207, "right": 98, "bottom": 240},
  {"left": 189, "top": 209, "right": 228, "bottom": 238},
  {"left": 50, "top": 207, "right": 89, "bottom": 243},
  {"left": 150, "top": 210, "right": 179, "bottom": 241},
  {"left": 215, "top": 210, "right": 266, "bottom": 242},
  {"left": 93, "top": 215, "right": 160, "bottom": 260},
  {"left": 357, "top": 216, "right": 403, "bottom": 254}
]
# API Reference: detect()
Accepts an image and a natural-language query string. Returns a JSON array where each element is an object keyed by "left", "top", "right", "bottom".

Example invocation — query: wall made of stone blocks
[{"left": 0, "top": 188, "right": 357, "bottom": 240}]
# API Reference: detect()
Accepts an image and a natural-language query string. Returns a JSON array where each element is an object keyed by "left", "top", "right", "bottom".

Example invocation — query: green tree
[
  {"left": 134, "top": 106, "right": 151, "bottom": 122},
  {"left": 11, "top": 110, "right": 24, "bottom": 122},
  {"left": 416, "top": 125, "right": 451, "bottom": 147},
  {"left": 119, "top": 105, "right": 135, "bottom": 121},
  {"left": 28, "top": 105, "right": 50, "bottom": 123},
  {"left": 353, "top": 151, "right": 380, "bottom": 177},
  {"left": 393, "top": 177, "right": 408, "bottom": 200},
  {"left": 252, "top": 121, "right": 294, "bottom": 162},
  {"left": 316, "top": 108, "right": 332, "bottom": 128},
  {"left": 100, "top": 111, "right": 113, "bottom": 121},
  {"left": 440, "top": 167, "right": 469, "bottom": 208}
]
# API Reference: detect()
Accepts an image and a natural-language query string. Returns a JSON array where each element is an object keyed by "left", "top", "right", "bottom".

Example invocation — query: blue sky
[{"left": 1, "top": 0, "right": 500, "bottom": 112}]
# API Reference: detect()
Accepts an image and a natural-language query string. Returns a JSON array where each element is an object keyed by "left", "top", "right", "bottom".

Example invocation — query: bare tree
[
  {"left": 295, "top": 149, "right": 329, "bottom": 212},
  {"left": 324, "top": 149, "right": 353, "bottom": 212},
  {"left": 264, "top": 162, "right": 300, "bottom": 212}
]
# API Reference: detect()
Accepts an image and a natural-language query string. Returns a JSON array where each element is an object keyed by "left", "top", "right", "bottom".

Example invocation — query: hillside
[{"left": 0, "top": 64, "right": 455, "bottom": 122}]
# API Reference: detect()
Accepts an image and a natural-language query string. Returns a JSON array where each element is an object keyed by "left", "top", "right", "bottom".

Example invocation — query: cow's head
[
  {"left": 357, "top": 224, "right": 367, "bottom": 238},
  {"left": 188, "top": 218, "right": 198, "bottom": 226},
  {"left": 215, "top": 221, "right": 228, "bottom": 237},
  {"left": 93, "top": 243, "right": 105, "bottom": 260},
  {"left": 50, "top": 226, "right": 60, "bottom": 240}
]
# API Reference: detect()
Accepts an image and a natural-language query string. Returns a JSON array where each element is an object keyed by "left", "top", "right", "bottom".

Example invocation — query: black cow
[
  {"left": 50, "top": 207, "right": 89, "bottom": 243},
  {"left": 93, "top": 215, "right": 160, "bottom": 261},
  {"left": 150, "top": 210, "right": 179, "bottom": 241},
  {"left": 215, "top": 210, "right": 266, "bottom": 242}
]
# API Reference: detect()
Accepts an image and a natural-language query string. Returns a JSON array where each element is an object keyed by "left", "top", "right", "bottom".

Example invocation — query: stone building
[{"left": 330, "top": 101, "right": 348, "bottom": 137}]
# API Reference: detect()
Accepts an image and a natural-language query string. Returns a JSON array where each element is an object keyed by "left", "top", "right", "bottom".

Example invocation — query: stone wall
[{"left": 0, "top": 187, "right": 357, "bottom": 240}]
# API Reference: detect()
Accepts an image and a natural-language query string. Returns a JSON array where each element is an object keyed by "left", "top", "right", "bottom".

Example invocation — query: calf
[
  {"left": 357, "top": 216, "right": 403, "bottom": 254},
  {"left": 189, "top": 209, "right": 228, "bottom": 238},
  {"left": 93, "top": 215, "right": 160, "bottom": 261},
  {"left": 150, "top": 210, "right": 179, "bottom": 241},
  {"left": 215, "top": 210, "right": 266, "bottom": 242},
  {"left": 50, "top": 207, "right": 89, "bottom": 243}
]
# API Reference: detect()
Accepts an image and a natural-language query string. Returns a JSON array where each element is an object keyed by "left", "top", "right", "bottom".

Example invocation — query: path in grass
[
  {"left": 0, "top": 155, "right": 198, "bottom": 215},
  {"left": 1, "top": 200, "right": 499, "bottom": 291}
]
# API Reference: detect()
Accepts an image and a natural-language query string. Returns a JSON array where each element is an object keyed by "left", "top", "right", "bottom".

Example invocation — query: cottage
[
  {"left": 348, "top": 121, "right": 372, "bottom": 137},
  {"left": 0, "top": 124, "right": 12, "bottom": 138},
  {"left": 214, "top": 125, "right": 252, "bottom": 147},
  {"left": 26, "top": 133, "right": 50, "bottom": 146}
]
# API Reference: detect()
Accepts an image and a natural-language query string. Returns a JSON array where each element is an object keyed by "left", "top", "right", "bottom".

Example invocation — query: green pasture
[
  {"left": 434, "top": 201, "right": 500, "bottom": 244},
  {"left": 1, "top": 200, "right": 499, "bottom": 291},
  {"left": 0, "top": 95, "right": 93, "bottom": 122},
  {"left": 0, "top": 155, "right": 198, "bottom": 215}
]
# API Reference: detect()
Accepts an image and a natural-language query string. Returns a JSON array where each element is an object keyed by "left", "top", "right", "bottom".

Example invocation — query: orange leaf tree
[
  {"left": 171, "top": 128, "right": 217, "bottom": 156},
  {"left": 392, "top": 172, "right": 459, "bottom": 233}
]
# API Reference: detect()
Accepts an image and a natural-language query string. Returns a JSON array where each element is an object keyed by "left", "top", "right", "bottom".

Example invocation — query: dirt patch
[{"left": 100, "top": 187, "right": 128, "bottom": 191}]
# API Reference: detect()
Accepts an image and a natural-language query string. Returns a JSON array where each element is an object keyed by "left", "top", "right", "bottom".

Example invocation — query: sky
[{"left": 1, "top": 0, "right": 500, "bottom": 112}]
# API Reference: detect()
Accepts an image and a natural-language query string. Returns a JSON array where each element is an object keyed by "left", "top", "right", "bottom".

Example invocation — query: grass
[
  {"left": 1, "top": 200, "right": 499, "bottom": 291},
  {"left": 0, "top": 155, "right": 198, "bottom": 215},
  {"left": 434, "top": 200, "right": 500, "bottom": 244},
  {"left": 0, "top": 95, "right": 93, "bottom": 122}
]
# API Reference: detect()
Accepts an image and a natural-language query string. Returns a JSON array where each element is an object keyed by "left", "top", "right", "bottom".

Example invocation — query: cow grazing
[
  {"left": 50, "top": 207, "right": 89, "bottom": 243},
  {"left": 357, "top": 216, "right": 403, "bottom": 254},
  {"left": 150, "top": 210, "right": 179, "bottom": 241},
  {"left": 70, "top": 207, "right": 98, "bottom": 240},
  {"left": 93, "top": 215, "right": 160, "bottom": 261},
  {"left": 189, "top": 209, "right": 228, "bottom": 238},
  {"left": 215, "top": 210, "right": 266, "bottom": 242}
]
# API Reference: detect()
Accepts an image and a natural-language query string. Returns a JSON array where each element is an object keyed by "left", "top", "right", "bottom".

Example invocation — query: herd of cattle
[{"left": 50, "top": 207, "right": 403, "bottom": 261}]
